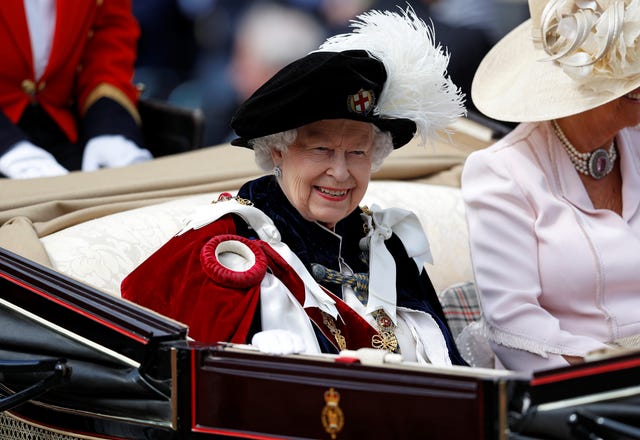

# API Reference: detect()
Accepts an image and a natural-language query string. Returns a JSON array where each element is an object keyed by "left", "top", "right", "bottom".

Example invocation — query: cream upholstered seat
[{"left": 40, "top": 180, "right": 473, "bottom": 298}]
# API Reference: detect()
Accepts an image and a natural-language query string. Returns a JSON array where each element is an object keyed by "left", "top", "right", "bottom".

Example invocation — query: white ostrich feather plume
[{"left": 317, "top": 6, "right": 465, "bottom": 145}]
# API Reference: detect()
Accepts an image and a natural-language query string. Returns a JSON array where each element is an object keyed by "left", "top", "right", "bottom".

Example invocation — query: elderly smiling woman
[
  {"left": 251, "top": 120, "right": 390, "bottom": 229},
  {"left": 121, "top": 8, "right": 467, "bottom": 366}
]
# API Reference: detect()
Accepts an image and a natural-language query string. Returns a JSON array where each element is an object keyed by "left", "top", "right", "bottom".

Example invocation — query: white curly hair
[{"left": 249, "top": 125, "right": 393, "bottom": 173}]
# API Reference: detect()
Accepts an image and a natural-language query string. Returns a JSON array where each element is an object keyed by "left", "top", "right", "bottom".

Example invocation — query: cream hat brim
[{"left": 471, "top": 18, "right": 640, "bottom": 123}]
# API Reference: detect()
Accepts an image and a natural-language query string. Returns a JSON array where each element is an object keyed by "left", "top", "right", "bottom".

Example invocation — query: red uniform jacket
[{"left": 0, "top": 0, "right": 140, "bottom": 143}]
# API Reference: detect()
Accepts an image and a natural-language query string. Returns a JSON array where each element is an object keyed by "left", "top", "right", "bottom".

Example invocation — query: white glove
[
  {"left": 82, "top": 135, "right": 152, "bottom": 171},
  {"left": 0, "top": 141, "right": 68, "bottom": 179},
  {"left": 251, "top": 329, "right": 306, "bottom": 355}
]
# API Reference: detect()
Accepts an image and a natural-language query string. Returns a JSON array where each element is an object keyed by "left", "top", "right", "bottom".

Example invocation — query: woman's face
[
  {"left": 616, "top": 86, "right": 640, "bottom": 125},
  {"left": 592, "top": 86, "right": 640, "bottom": 133},
  {"left": 272, "top": 119, "right": 375, "bottom": 228}
]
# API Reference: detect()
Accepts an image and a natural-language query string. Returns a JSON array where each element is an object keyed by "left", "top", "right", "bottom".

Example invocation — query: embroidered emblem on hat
[{"left": 347, "top": 89, "right": 375, "bottom": 115}]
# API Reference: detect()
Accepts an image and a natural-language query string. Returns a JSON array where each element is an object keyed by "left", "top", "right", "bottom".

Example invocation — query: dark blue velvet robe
[{"left": 237, "top": 176, "right": 466, "bottom": 365}]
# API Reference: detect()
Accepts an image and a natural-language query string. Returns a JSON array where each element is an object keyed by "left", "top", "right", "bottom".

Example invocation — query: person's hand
[
  {"left": 251, "top": 329, "right": 306, "bottom": 355},
  {"left": 82, "top": 135, "right": 152, "bottom": 171},
  {"left": 0, "top": 141, "right": 68, "bottom": 179}
]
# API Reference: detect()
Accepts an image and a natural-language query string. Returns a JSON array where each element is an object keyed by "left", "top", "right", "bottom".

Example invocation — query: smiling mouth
[
  {"left": 316, "top": 186, "right": 348, "bottom": 197},
  {"left": 625, "top": 92, "right": 640, "bottom": 100}
]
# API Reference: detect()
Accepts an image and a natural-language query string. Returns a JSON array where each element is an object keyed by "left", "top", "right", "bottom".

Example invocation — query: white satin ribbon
[
  {"left": 177, "top": 198, "right": 339, "bottom": 319},
  {"left": 259, "top": 272, "right": 321, "bottom": 354},
  {"left": 364, "top": 204, "right": 433, "bottom": 323},
  {"left": 399, "top": 307, "right": 451, "bottom": 366}
]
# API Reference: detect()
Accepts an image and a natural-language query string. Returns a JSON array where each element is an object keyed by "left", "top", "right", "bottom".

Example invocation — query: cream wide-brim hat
[{"left": 471, "top": 0, "right": 640, "bottom": 123}]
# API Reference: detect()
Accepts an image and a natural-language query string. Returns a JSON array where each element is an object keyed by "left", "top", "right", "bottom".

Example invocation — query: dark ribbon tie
[{"left": 311, "top": 263, "right": 369, "bottom": 303}]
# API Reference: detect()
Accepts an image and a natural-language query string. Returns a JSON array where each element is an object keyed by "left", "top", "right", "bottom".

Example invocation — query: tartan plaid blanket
[{"left": 439, "top": 281, "right": 481, "bottom": 338}]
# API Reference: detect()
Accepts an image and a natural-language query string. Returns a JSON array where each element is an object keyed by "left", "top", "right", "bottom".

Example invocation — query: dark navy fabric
[
  {"left": 237, "top": 175, "right": 466, "bottom": 365},
  {"left": 81, "top": 97, "right": 143, "bottom": 147}
]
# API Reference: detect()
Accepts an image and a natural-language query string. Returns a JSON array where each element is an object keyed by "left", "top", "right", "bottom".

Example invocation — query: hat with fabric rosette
[{"left": 472, "top": 0, "right": 640, "bottom": 123}]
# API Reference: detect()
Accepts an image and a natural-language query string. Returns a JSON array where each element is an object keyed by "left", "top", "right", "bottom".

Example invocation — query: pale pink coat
[{"left": 461, "top": 121, "right": 640, "bottom": 372}]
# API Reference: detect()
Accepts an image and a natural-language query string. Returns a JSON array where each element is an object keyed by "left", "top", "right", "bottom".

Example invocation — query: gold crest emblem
[
  {"left": 321, "top": 387, "right": 344, "bottom": 439},
  {"left": 347, "top": 89, "right": 375, "bottom": 115}
]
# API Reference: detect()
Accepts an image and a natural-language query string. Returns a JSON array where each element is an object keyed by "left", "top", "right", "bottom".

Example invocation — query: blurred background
[{"left": 132, "top": 0, "right": 529, "bottom": 147}]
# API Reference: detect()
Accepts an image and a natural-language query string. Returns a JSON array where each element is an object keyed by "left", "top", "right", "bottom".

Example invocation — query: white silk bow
[{"left": 364, "top": 204, "right": 433, "bottom": 323}]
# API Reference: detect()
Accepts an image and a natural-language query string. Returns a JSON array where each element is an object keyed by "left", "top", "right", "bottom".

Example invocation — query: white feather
[{"left": 317, "top": 6, "right": 465, "bottom": 145}]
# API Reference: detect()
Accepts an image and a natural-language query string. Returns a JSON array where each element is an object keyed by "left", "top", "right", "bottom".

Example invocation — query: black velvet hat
[
  {"left": 230, "top": 50, "right": 417, "bottom": 149},
  {"left": 231, "top": 8, "right": 465, "bottom": 150}
]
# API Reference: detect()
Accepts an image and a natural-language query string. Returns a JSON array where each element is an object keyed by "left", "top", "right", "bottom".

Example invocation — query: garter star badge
[
  {"left": 347, "top": 89, "right": 375, "bottom": 115},
  {"left": 321, "top": 388, "right": 344, "bottom": 439}
]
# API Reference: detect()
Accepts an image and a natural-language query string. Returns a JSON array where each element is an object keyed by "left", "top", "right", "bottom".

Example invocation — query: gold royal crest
[{"left": 321, "top": 387, "right": 344, "bottom": 439}]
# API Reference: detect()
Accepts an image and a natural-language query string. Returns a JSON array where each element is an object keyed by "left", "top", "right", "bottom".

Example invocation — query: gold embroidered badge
[
  {"left": 321, "top": 388, "right": 344, "bottom": 439},
  {"left": 347, "top": 89, "right": 375, "bottom": 115}
]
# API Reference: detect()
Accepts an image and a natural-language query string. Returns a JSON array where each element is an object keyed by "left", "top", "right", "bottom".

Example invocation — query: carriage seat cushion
[{"left": 40, "top": 180, "right": 474, "bottom": 299}]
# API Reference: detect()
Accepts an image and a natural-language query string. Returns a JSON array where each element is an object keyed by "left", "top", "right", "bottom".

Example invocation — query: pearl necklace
[{"left": 551, "top": 120, "right": 617, "bottom": 180}]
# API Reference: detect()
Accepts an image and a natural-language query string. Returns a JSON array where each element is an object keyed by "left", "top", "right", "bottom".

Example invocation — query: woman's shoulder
[
  {"left": 469, "top": 122, "right": 543, "bottom": 158},
  {"left": 461, "top": 121, "right": 556, "bottom": 205},
  {"left": 463, "top": 122, "right": 548, "bottom": 175}
]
